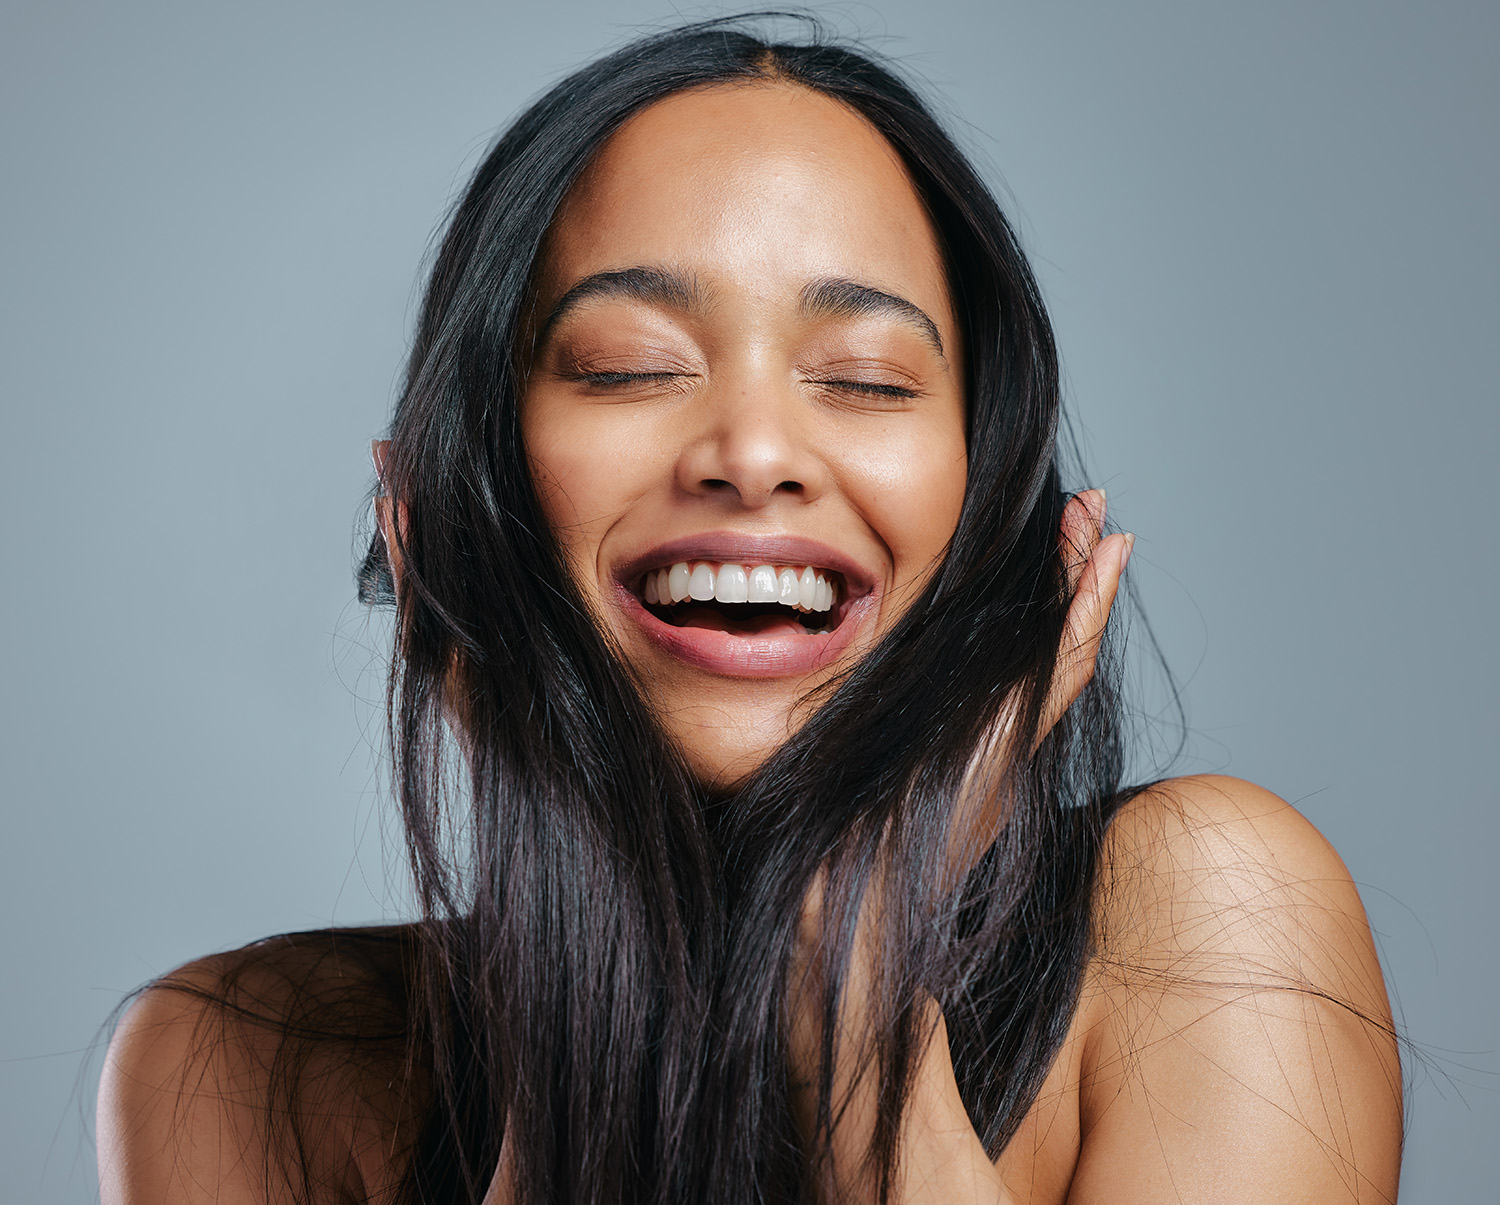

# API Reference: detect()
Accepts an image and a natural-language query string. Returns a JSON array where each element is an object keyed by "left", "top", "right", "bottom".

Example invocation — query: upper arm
[{"left": 1067, "top": 775, "right": 1401, "bottom": 1204}]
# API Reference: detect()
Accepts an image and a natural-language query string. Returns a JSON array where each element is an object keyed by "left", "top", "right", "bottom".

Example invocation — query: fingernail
[{"left": 1121, "top": 533, "right": 1135, "bottom": 572}]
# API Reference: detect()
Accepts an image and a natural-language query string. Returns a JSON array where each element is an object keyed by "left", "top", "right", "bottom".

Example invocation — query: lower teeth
[{"left": 647, "top": 602, "right": 831, "bottom": 634}]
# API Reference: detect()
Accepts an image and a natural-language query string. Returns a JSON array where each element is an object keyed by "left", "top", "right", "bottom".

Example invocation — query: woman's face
[{"left": 522, "top": 82, "right": 967, "bottom": 785}]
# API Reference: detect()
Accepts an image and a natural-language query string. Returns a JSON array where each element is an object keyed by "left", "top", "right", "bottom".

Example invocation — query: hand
[
  {"left": 947, "top": 489, "right": 1130, "bottom": 884},
  {"left": 1046, "top": 488, "right": 1131, "bottom": 740},
  {"left": 794, "top": 488, "right": 1130, "bottom": 941}
]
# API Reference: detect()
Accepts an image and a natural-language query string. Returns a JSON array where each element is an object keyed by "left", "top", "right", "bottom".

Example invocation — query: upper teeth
[{"left": 643, "top": 562, "right": 838, "bottom": 613}]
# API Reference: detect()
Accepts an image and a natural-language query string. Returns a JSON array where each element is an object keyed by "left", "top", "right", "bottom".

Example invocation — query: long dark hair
[{"left": 352, "top": 14, "right": 1130, "bottom": 1204}]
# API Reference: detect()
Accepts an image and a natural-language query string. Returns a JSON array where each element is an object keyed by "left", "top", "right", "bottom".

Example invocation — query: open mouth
[{"left": 636, "top": 561, "right": 845, "bottom": 637}]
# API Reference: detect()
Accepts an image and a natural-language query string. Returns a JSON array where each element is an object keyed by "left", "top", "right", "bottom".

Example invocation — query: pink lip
[{"left": 611, "top": 531, "right": 879, "bottom": 679}]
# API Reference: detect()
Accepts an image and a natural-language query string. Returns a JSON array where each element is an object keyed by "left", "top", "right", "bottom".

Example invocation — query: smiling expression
[{"left": 521, "top": 82, "right": 968, "bottom": 786}]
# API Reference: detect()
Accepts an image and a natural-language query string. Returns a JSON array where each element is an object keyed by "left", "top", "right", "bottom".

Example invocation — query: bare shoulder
[
  {"left": 1095, "top": 774, "right": 1385, "bottom": 983},
  {"left": 1064, "top": 775, "right": 1402, "bottom": 1203},
  {"left": 98, "top": 927, "right": 422, "bottom": 1205}
]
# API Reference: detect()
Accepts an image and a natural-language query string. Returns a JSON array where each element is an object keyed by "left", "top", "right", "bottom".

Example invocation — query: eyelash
[
  {"left": 816, "top": 379, "right": 919, "bottom": 399},
  {"left": 578, "top": 371, "right": 680, "bottom": 387},
  {"left": 577, "top": 372, "right": 918, "bottom": 400}
]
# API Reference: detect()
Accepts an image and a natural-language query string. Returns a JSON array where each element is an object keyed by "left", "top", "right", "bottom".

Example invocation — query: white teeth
[
  {"left": 747, "top": 564, "right": 779, "bottom": 603},
  {"left": 777, "top": 568, "right": 801, "bottom": 606},
  {"left": 797, "top": 566, "right": 818, "bottom": 610},
  {"left": 715, "top": 563, "right": 749, "bottom": 603},
  {"left": 688, "top": 563, "right": 716, "bottom": 601},
  {"left": 649, "top": 560, "right": 841, "bottom": 615}
]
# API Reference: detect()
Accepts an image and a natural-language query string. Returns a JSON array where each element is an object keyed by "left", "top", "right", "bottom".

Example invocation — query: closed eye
[
  {"left": 818, "top": 379, "right": 920, "bottom": 399},
  {"left": 570, "top": 372, "right": 916, "bottom": 398},
  {"left": 563, "top": 370, "right": 705, "bottom": 398},
  {"left": 578, "top": 371, "right": 683, "bottom": 387}
]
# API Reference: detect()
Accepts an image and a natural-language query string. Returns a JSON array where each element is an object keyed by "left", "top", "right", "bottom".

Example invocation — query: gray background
[{"left": 2, "top": 1, "right": 1494, "bottom": 1200}]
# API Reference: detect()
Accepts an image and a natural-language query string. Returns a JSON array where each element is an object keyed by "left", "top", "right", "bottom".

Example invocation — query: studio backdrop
[{"left": 1, "top": 2, "right": 1494, "bottom": 1201}]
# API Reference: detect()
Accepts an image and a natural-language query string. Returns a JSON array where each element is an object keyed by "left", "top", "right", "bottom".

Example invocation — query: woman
[{"left": 97, "top": 17, "right": 1401, "bottom": 1204}]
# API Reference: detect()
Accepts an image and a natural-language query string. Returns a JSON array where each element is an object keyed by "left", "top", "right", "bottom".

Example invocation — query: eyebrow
[
  {"left": 538, "top": 266, "right": 704, "bottom": 341},
  {"left": 800, "top": 277, "right": 946, "bottom": 360},
  {"left": 536, "top": 266, "right": 946, "bottom": 360}
]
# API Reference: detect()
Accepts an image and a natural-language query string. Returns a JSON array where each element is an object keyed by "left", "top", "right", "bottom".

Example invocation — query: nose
[{"left": 674, "top": 380, "right": 828, "bottom": 510}]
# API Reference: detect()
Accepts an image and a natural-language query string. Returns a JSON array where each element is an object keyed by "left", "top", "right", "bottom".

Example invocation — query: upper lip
[{"left": 615, "top": 531, "right": 877, "bottom": 597}]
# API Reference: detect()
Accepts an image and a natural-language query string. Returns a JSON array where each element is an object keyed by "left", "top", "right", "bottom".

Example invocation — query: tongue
[{"left": 675, "top": 606, "right": 812, "bottom": 637}]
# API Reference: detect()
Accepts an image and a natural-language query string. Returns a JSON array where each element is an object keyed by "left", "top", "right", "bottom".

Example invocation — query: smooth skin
[
  {"left": 521, "top": 80, "right": 971, "bottom": 786},
  {"left": 98, "top": 82, "right": 1401, "bottom": 1203}
]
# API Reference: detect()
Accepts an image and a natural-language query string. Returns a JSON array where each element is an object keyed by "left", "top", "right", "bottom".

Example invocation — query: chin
[{"left": 656, "top": 693, "right": 803, "bottom": 790}]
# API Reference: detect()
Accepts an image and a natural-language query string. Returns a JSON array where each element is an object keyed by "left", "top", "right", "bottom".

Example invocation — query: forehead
[{"left": 536, "top": 82, "right": 955, "bottom": 330}]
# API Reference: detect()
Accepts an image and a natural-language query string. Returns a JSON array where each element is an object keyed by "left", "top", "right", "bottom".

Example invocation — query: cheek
[
  {"left": 521, "top": 395, "right": 665, "bottom": 571},
  {"left": 523, "top": 422, "right": 583, "bottom": 543},
  {"left": 850, "top": 421, "right": 967, "bottom": 580},
  {"left": 521, "top": 401, "right": 612, "bottom": 577}
]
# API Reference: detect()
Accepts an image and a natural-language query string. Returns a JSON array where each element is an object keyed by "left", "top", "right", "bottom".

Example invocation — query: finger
[
  {"left": 1040, "top": 530, "right": 1132, "bottom": 737},
  {"left": 956, "top": 512, "right": 1124, "bottom": 872},
  {"left": 1059, "top": 489, "right": 1106, "bottom": 597}
]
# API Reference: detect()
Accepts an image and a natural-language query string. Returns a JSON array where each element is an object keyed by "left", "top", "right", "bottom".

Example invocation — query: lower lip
[{"left": 614, "top": 583, "right": 868, "bottom": 678}]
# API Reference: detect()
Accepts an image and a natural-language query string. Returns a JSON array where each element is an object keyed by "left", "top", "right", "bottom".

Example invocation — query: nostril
[{"left": 693, "top": 476, "right": 809, "bottom": 500}]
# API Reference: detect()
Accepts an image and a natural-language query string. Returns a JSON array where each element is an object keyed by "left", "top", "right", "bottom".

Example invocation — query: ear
[
  {"left": 371, "top": 438, "right": 392, "bottom": 490},
  {"left": 371, "top": 439, "right": 407, "bottom": 591}
]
